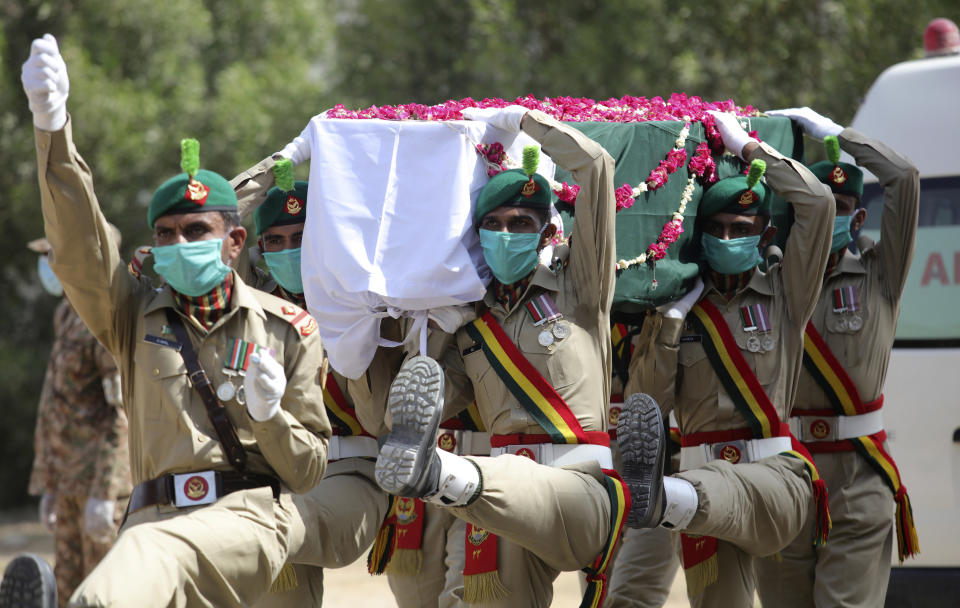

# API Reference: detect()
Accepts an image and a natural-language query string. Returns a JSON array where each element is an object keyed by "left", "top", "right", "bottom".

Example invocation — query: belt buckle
[
  {"left": 172, "top": 471, "right": 219, "bottom": 507},
  {"left": 805, "top": 417, "right": 835, "bottom": 442},
  {"left": 711, "top": 440, "right": 747, "bottom": 464},
  {"left": 507, "top": 444, "right": 540, "bottom": 463}
]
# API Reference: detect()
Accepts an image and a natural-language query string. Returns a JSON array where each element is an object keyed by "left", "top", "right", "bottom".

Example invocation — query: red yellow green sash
[
  {"left": 466, "top": 312, "right": 599, "bottom": 445},
  {"left": 800, "top": 321, "right": 919, "bottom": 560},
  {"left": 323, "top": 374, "right": 371, "bottom": 437}
]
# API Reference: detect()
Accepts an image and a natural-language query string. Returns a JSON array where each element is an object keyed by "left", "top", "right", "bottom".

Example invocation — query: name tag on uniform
[
  {"left": 462, "top": 343, "right": 481, "bottom": 356},
  {"left": 680, "top": 335, "right": 702, "bottom": 343},
  {"left": 144, "top": 334, "right": 181, "bottom": 351},
  {"left": 172, "top": 471, "right": 219, "bottom": 507}
]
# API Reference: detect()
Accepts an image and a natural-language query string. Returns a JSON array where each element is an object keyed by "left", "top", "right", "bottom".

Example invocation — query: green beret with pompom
[
  {"left": 147, "top": 138, "right": 237, "bottom": 228},
  {"left": 474, "top": 145, "right": 552, "bottom": 225},
  {"left": 699, "top": 159, "right": 770, "bottom": 217},
  {"left": 808, "top": 135, "right": 863, "bottom": 197}
]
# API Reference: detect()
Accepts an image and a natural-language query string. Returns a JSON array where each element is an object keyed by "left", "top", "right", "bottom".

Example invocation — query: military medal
[
  {"left": 216, "top": 381, "right": 236, "bottom": 402},
  {"left": 740, "top": 303, "right": 771, "bottom": 354},
  {"left": 222, "top": 339, "right": 274, "bottom": 402},
  {"left": 552, "top": 321, "right": 570, "bottom": 340},
  {"left": 538, "top": 330, "right": 555, "bottom": 347},
  {"left": 832, "top": 285, "right": 861, "bottom": 333}
]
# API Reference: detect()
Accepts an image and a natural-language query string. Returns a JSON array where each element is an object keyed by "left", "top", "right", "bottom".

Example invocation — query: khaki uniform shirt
[
  {"left": 629, "top": 142, "right": 835, "bottom": 436},
  {"left": 451, "top": 110, "right": 616, "bottom": 436},
  {"left": 36, "top": 119, "right": 330, "bottom": 493},
  {"left": 29, "top": 298, "right": 132, "bottom": 500},
  {"left": 796, "top": 128, "right": 919, "bottom": 408}
]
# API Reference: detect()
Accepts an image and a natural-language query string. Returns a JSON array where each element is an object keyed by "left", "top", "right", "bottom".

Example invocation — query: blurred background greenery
[{"left": 0, "top": 0, "right": 956, "bottom": 507}]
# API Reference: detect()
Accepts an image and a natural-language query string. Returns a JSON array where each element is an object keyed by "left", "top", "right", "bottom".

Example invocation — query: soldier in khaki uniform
[
  {"left": 23, "top": 35, "right": 331, "bottom": 607},
  {"left": 626, "top": 110, "right": 836, "bottom": 607},
  {"left": 27, "top": 236, "right": 132, "bottom": 607},
  {"left": 226, "top": 169, "right": 392, "bottom": 607},
  {"left": 755, "top": 108, "right": 920, "bottom": 607},
  {"left": 372, "top": 105, "right": 666, "bottom": 608}
]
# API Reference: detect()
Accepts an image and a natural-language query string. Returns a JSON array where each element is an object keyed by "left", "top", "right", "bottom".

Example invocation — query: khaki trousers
[
  {"left": 435, "top": 454, "right": 610, "bottom": 607},
  {"left": 677, "top": 454, "right": 813, "bottom": 608},
  {"left": 604, "top": 526, "right": 680, "bottom": 608},
  {"left": 754, "top": 450, "right": 894, "bottom": 608},
  {"left": 255, "top": 460, "right": 390, "bottom": 608},
  {"left": 70, "top": 462, "right": 389, "bottom": 608}
]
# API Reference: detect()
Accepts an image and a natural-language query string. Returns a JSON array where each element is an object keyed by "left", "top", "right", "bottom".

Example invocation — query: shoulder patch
[{"left": 254, "top": 291, "right": 319, "bottom": 338}]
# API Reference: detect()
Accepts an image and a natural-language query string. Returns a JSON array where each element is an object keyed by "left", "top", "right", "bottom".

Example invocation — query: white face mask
[{"left": 37, "top": 255, "right": 63, "bottom": 296}]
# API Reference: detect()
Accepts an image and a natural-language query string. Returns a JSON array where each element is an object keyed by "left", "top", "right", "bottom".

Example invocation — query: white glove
[
  {"left": 765, "top": 107, "right": 843, "bottom": 140},
  {"left": 82, "top": 497, "right": 116, "bottom": 542},
  {"left": 657, "top": 277, "right": 704, "bottom": 320},
  {"left": 38, "top": 493, "right": 56, "bottom": 531},
  {"left": 706, "top": 110, "right": 753, "bottom": 160},
  {"left": 460, "top": 105, "right": 529, "bottom": 133},
  {"left": 244, "top": 352, "right": 286, "bottom": 421},
  {"left": 278, "top": 122, "right": 312, "bottom": 166},
  {"left": 101, "top": 371, "right": 122, "bottom": 409},
  {"left": 21, "top": 34, "right": 70, "bottom": 131},
  {"left": 427, "top": 305, "right": 477, "bottom": 334}
]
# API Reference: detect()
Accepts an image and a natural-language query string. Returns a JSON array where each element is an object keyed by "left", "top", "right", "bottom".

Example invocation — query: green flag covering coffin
[{"left": 554, "top": 116, "right": 802, "bottom": 312}]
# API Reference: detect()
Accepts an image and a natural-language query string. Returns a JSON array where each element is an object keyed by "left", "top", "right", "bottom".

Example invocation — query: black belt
[{"left": 128, "top": 471, "right": 280, "bottom": 513}]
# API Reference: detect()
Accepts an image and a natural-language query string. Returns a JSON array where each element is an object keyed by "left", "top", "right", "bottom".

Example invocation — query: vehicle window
[{"left": 861, "top": 176, "right": 960, "bottom": 342}]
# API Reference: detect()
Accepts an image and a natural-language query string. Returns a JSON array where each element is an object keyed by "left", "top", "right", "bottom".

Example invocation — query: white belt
[
  {"left": 490, "top": 443, "right": 613, "bottom": 469},
  {"left": 680, "top": 436, "right": 791, "bottom": 471},
  {"left": 437, "top": 430, "right": 491, "bottom": 456},
  {"left": 329, "top": 436, "right": 379, "bottom": 461},
  {"left": 789, "top": 410, "right": 883, "bottom": 442}
]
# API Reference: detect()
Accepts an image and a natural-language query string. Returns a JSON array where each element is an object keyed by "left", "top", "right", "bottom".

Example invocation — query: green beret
[
  {"left": 147, "top": 169, "right": 237, "bottom": 228},
  {"left": 255, "top": 181, "right": 308, "bottom": 235},
  {"left": 699, "top": 175, "right": 769, "bottom": 217},
  {"left": 475, "top": 169, "right": 552, "bottom": 225},
  {"left": 809, "top": 161, "right": 863, "bottom": 197}
]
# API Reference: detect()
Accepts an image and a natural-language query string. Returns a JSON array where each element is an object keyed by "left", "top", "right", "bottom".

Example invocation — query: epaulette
[
  {"left": 127, "top": 246, "right": 153, "bottom": 280},
  {"left": 257, "top": 293, "right": 319, "bottom": 338}
]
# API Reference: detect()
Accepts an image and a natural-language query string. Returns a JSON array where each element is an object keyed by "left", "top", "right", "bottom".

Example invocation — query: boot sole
[
  {"left": 618, "top": 393, "right": 666, "bottom": 528},
  {"left": 0, "top": 553, "right": 57, "bottom": 608},
  {"left": 375, "top": 355, "right": 445, "bottom": 496}
]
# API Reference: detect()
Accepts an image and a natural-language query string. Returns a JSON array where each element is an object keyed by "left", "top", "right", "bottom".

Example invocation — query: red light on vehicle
[{"left": 924, "top": 18, "right": 960, "bottom": 57}]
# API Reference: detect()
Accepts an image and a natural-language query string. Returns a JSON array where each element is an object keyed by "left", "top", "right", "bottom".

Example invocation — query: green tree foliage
[{"left": 0, "top": 0, "right": 956, "bottom": 506}]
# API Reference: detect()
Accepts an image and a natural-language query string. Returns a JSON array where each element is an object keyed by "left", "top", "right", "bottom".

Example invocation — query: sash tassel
[{"left": 894, "top": 486, "right": 920, "bottom": 561}]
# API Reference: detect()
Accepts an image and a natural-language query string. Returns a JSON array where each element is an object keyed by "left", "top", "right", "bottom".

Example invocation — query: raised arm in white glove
[
  {"left": 765, "top": 107, "right": 843, "bottom": 140},
  {"left": 21, "top": 34, "right": 70, "bottom": 132},
  {"left": 460, "top": 105, "right": 529, "bottom": 133},
  {"left": 39, "top": 492, "right": 56, "bottom": 531},
  {"left": 83, "top": 497, "right": 116, "bottom": 542},
  {"left": 706, "top": 110, "right": 753, "bottom": 161},
  {"left": 656, "top": 277, "right": 705, "bottom": 320},
  {"left": 244, "top": 351, "right": 286, "bottom": 422}
]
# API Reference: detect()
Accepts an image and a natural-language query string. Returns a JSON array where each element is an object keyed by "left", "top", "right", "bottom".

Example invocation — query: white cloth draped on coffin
[{"left": 295, "top": 116, "right": 556, "bottom": 378}]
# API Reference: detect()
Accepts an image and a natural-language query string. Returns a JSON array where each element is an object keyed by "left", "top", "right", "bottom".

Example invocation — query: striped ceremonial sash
[
  {"left": 800, "top": 322, "right": 919, "bottom": 560},
  {"left": 466, "top": 312, "right": 625, "bottom": 606},
  {"left": 465, "top": 312, "right": 606, "bottom": 446},
  {"left": 323, "top": 374, "right": 371, "bottom": 437},
  {"left": 680, "top": 300, "right": 831, "bottom": 592},
  {"left": 578, "top": 470, "right": 630, "bottom": 608}
]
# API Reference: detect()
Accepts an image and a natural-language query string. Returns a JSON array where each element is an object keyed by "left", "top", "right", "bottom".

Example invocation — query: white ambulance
[{"left": 847, "top": 17, "right": 960, "bottom": 603}]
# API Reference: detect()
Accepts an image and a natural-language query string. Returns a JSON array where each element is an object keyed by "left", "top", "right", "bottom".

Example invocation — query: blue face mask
[
  {"left": 263, "top": 248, "right": 304, "bottom": 294},
  {"left": 701, "top": 233, "right": 763, "bottom": 275},
  {"left": 479, "top": 228, "right": 542, "bottom": 284},
  {"left": 37, "top": 255, "right": 63, "bottom": 297},
  {"left": 152, "top": 239, "right": 231, "bottom": 297},
  {"left": 831, "top": 214, "right": 853, "bottom": 253}
]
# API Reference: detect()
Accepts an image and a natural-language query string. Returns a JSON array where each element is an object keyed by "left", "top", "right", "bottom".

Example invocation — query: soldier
[
  {"left": 372, "top": 105, "right": 666, "bottom": 607},
  {"left": 23, "top": 35, "right": 331, "bottom": 607},
  {"left": 25, "top": 233, "right": 132, "bottom": 608},
  {"left": 625, "top": 110, "right": 836, "bottom": 607},
  {"left": 228, "top": 166, "right": 392, "bottom": 607},
  {"left": 755, "top": 107, "right": 920, "bottom": 607}
]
